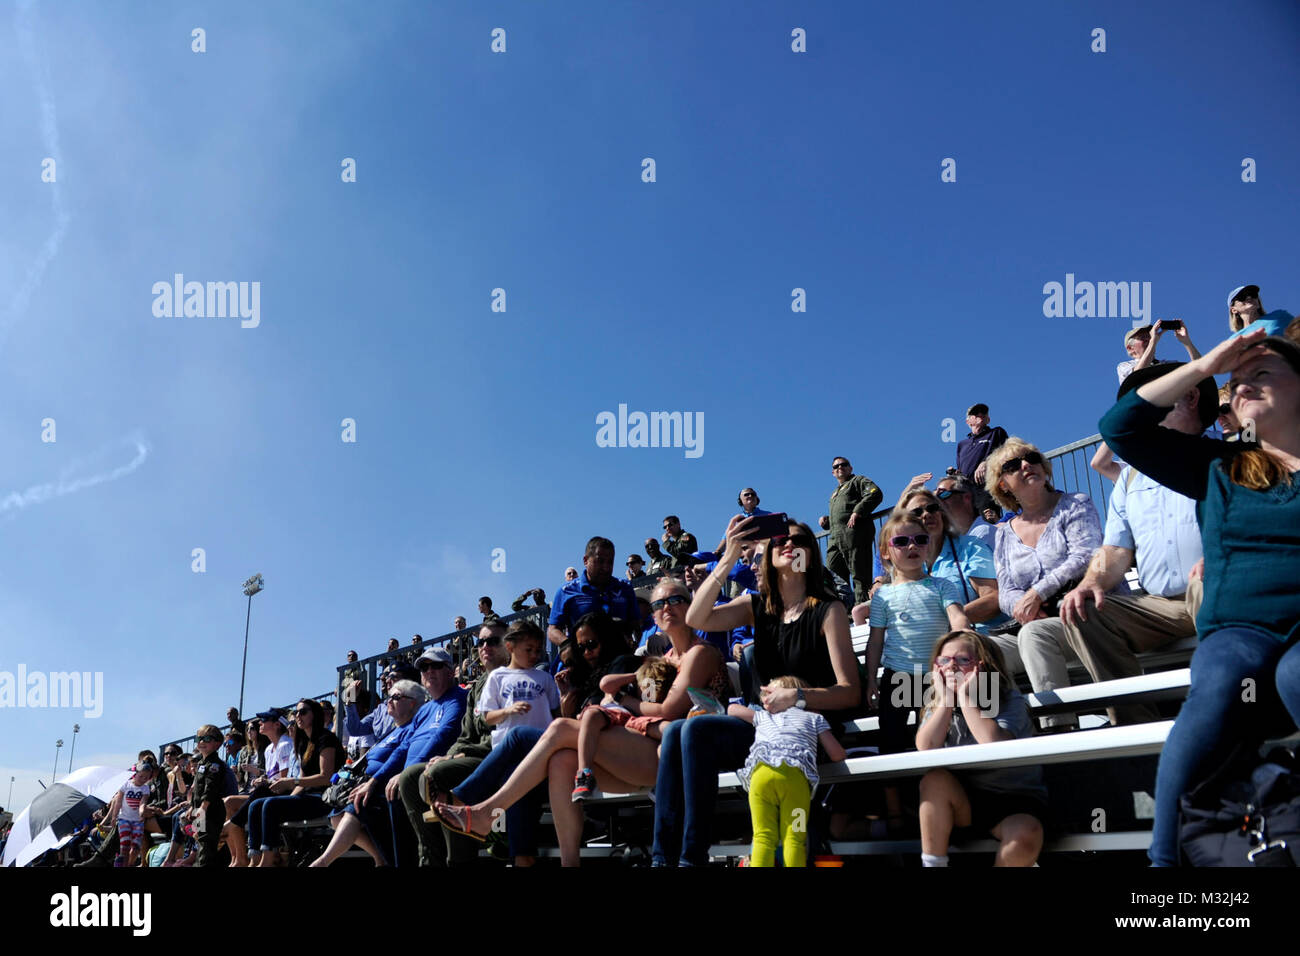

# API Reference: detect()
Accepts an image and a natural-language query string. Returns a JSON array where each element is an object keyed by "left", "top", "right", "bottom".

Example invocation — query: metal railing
[{"left": 157, "top": 433, "right": 1112, "bottom": 757}]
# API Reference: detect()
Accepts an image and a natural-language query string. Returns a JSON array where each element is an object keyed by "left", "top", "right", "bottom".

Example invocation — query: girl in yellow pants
[{"left": 729, "top": 676, "right": 847, "bottom": 867}]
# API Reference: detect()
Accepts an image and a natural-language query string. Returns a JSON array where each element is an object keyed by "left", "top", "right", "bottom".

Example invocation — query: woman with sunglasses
[
  {"left": 1101, "top": 328, "right": 1300, "bottom": 866},
  {"left": 432, "top": 582, "right": 720, "bottom": 865},
  {"left": 984, "top": 438, "right": 1101, "bottom": 729},
  {"left": 246, "top": 698, "right": 342, "bottom": 867},
  {"left": 898, "top": 488, "right": 1007, "bottom": 637},
  {"left": 556, "top": 611, "right": 638, "bottom": 717},
  {"left": 647, "top": 517, "right": 859, "bottom": 866},
  {"left": 915, "top": 630, "right": 1046, "bottom": 867}
]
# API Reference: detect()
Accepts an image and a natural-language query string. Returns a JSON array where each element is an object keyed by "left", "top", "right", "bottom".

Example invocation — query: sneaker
[{"left": 571, "top": 768, "right": 596, "bottom": 802}]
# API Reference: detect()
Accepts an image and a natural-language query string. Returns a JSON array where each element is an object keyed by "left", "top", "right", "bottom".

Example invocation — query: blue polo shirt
[{"left": 549, "top": 570, "right": 640, "bottom": 638}]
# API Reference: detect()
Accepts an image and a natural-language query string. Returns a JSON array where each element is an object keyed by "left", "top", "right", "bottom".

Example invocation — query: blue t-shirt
[
  {"left": 869, "top": 576, "right": 964, "bottom": 673},
  {"left": 1229, "top": 309, "right": 1291, "bottom": 340},
  {"left": 928, "top": 534, "right": 1013, "bottom": 634}
]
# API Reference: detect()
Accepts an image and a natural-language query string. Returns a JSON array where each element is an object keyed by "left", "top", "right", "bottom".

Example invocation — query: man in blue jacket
[{"left": 311, "top": 648, "right": 466, "bottom": 867}]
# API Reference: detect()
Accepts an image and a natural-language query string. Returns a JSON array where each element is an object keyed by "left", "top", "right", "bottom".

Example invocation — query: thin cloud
[
  {"left": 0, "top": 435, "right": 149, "bottom": 514},
  {"left": 2, "top": 0, "right": 72, "bottom": 344}
]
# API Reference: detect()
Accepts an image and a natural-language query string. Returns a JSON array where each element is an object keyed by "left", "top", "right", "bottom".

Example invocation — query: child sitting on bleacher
[
  {"left": 728, "top": 676, "right": 847, "bottom": 867},
  {"left": 914, "top": 630, "right": 1046, "bottom": 867},
  {"left": 571, "top": 657, "right": 676, "bottom": 801},
  {"left": 478, "top": 621, "right": 561, "bottom": 748},
  {"left": 867, "top": 513, "right": 970, "bottom": 831}
]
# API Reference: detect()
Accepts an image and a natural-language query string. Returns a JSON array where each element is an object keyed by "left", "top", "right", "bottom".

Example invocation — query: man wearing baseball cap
[
  {"left": 954, "top": 403, "right": 1009, "bottom": 483},
  {"left": 1227, "top": 284, "right": 1292, "bottom": 338}
]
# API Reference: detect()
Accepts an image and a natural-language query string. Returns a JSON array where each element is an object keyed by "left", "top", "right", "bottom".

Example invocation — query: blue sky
[{"left": 1, "top": 0, "right": 1297, "bottom": 814}]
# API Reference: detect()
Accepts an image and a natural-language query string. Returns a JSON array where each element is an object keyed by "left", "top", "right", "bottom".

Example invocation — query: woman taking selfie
[{"left": 653, "top": 515, "right": 859, "bottom": 867}]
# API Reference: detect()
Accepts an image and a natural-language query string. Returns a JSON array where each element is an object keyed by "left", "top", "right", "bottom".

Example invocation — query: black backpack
[{"left": 1179, "top": 742, "right": 1300, "bottom": 866}]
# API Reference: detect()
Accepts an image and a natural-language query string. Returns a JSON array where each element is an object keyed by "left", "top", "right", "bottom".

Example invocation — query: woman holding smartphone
[
  {"left": 653, "top": 515, "right": 860, "bottom": 867},
  {"left": 1101, "top": 327, "right": 1300, "bottom": 866}
]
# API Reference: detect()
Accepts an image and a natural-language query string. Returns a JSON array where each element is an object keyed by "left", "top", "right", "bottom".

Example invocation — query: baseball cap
[
  {"left": 1123, "top": 325, "right": 1153, "bottom": 347},
  {"left": 1227, "top": 284, "right": 1260, "bottom": 308},
  {"left": 416, "top": 647, "right": 453, "bottom": 668},
  {"left": 256, "top": 708, "right": 290, "bottom": 727}
]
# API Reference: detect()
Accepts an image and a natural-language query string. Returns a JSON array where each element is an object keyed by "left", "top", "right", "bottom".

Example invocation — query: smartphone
[
  {"left": 1159, "top": 319, "right": 1183, "bottom": 331},
  {"left": 741, "top": 512, "right": 790, "bottom": 540}
]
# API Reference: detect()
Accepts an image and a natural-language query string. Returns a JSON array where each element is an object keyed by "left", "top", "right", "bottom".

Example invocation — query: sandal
[{"left": 433, "top": 802, "right": 487, "bottom": 843}]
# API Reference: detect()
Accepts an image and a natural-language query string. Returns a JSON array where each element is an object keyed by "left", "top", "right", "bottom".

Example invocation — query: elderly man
[
  {"left": 310, "top": 648, "right": 466, "bottom": 867},
  {"left": 954, "top": 404, "right": 1009, "bottom": 484},
  {"left": 1055, "top": 363, "right": 1212, "bottom": 724},
  {"left": 935, "top": 473, "right": 998, "bottom": 548},
  {"left": 819, "top": 456, "right": 883, "bottom": 604},
  {"left": 344, "top": 660, "right": 417, "bottom": 755},
  {"left": 396, "top": 622, "right": 510, "bottom": 866}
]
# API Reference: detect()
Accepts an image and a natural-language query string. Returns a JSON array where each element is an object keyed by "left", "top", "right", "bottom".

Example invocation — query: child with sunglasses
[
  {"left": 867, "top": 513, "right": 970, "bottom": 830},
  {"left": 915, "top": 630, "right": 1046, "bottom": 866}
]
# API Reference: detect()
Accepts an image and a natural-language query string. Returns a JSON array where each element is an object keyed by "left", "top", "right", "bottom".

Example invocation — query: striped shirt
[{"left": 869, "top": 576, "right": 964, "bottom": 673}]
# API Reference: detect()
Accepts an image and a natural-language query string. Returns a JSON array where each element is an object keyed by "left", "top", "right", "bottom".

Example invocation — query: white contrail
[
  {"left": 0, "top": 436, "right": 150, "bottom": 514},
  {"left": 3, "top": 0, "right": 72, "bottom": 338}
]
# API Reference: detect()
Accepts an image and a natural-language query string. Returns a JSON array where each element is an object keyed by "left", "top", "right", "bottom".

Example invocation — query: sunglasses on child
[
  {"left": 999, "top": 451, "right": 1044, "bottom": 476},
  {"left": 889, "top": 534, "right": 930, "bottom": 549},
  {"left": 650, "top": 595, "right": 689, "bottom": 611},
  {"left": 936, "top": 655, "right": 978, "bottom": 669}
]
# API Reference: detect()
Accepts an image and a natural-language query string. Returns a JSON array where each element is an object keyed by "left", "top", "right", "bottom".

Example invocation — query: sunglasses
[
  {"left": 831, "top": 462, "right": 850, "bottom": 470},
  {"left": 577, "top": 640, "right": 600, "bottom": 652},
  {"left": 889, "top": 533, "right": 931, "bottom": 549},
  {"left": 999, "top": 451, "right": 1044, "bottom": 476},
  {"left": 196, "top": 734, "right": 221, "bottom": 743},
  {"left": 771, "top": 533, "right": 813, "bottom": 548},
  {"left": 477, "top": 636, "right": 502, "bottom": 647},
  {"left": 935, "top": 489, "right": 957, "bottom": 500},
  {"left": 418, "top": 660, "right": 448, "bottom": 670},
  {"left": 650, "top": 595, "right": 689, "bottom": 612},
  {"left": 936, "top": 655, "right": 978, "bottom": 669},
  {"left": 1218, "top": 403, "right": 1233, "bottom": 416},
  {"left": 385, "top": 693, "right": 411, "bottom": 705},
  {"left": 907, "top": 503, "right": 942, "bottom": 518}
]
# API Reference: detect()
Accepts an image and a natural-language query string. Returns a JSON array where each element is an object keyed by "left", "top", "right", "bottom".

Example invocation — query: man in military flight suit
[
  {"left": 819, "top": 456, "right": 883, "bottom": 605},
  {"left": 189, "top": 724, "right": 230, "bottom": 867}
]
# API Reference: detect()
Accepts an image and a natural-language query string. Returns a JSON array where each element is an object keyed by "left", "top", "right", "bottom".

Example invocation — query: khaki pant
[
  {"left": 1062, "top": 580, "right": 1202, "bottom": 725},
  {"left": 988, "top": 622, "right": 1079, "bottom": 730}
]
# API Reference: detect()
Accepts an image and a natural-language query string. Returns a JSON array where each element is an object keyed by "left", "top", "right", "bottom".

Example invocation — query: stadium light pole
[
  {"left": 52, "top": 739, "right": 63, "bottom": 784},
  {"left": 67, "top": 723, "right": 80, "bottom": 775},
  {"left": 238, "top": 573, "right": 265, "bottom": 719},
  {"left": 7, "top": 776, "right": 13, "bottom": 807}
]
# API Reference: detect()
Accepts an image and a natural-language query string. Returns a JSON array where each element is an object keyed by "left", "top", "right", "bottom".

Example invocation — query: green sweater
[{"left": 1100, "top": 390, "right": 1300, "bottom": 643}]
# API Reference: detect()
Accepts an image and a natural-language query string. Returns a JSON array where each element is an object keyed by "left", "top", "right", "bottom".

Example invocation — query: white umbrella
[{"left": 2, "top": 765, "right": 131, "bottom": 867}]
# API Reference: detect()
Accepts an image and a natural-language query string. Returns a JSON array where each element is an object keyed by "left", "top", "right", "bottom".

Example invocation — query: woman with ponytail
[{"left": 1100, "top": 327, "right": 1300, "bottom": 866}]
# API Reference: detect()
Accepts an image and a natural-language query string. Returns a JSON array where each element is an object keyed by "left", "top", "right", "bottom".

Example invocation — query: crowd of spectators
[{"left": 54, "top": 288, "right": 1300, "bottom": 869}]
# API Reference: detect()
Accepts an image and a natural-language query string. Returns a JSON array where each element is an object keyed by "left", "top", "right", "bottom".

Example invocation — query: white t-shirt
[
  {"left": 118, "top": 780, "right": 152, "bottom": 822},
  {"left": 263, "top": 736, "right": 294, "bottom": 780},
  {"left": 477, "top": 666, "right": 561, "bottom": 747}
]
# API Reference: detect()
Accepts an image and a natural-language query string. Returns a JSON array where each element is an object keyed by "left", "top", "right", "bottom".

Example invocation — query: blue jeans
[
  {"left": 1150, "top": 626, "right": 1300, "bottom": 866},
  {"left": 246, "top": 793, "right": 328, "bottom": 853},
  {"left": 653, "top": 715, "right": 755, "bottom": 866},
  {"left": 452, "top": 726, "right": 545, "bottom": 858}
]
